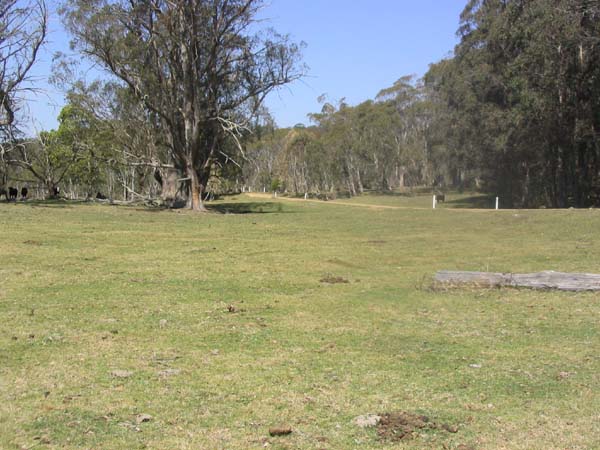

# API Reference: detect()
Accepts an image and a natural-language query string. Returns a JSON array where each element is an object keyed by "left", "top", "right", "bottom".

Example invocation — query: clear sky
[{"left": 24, "top": 0, "right": 466, "bottom": 133}]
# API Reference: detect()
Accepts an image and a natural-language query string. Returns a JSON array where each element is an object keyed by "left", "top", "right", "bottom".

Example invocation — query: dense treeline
[
  {"left": 429, "top": 0, "right": 600, "bottom": 208},
  {"left": 245, "top": 0, "right": 600, "bottom": 207},
  {"left": 242, "top": 77, "right": 436, "bottom": 197},
  {"left": 1, "top": 0, "right": 599, "bottom": 208}
]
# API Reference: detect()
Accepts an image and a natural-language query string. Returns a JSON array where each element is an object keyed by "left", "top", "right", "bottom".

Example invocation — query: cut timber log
[{"left": 434, "top": 270, "right": 600, "bottom": 291}]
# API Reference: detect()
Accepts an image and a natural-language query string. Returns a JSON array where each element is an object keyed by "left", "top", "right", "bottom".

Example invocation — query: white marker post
[
  {"left": 495, "top": 197, "right": 499, "bottom": 210},
  {"left": 304, "top": 193, "right": 308, "bottom": 200},
  {"left": 433, "top": 195, "right": 437, "bottom": 209}
]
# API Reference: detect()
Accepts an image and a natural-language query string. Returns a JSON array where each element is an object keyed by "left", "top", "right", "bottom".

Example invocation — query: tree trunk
[
  {"left": 190, "top": 170, "right": 201, "bottom": 210},
  {"left": 189, "top": 165, "right": 208, "bottom": 212},
  {"left": 434, "top": 270, "right": 600, "bottom": 292},
  {"left": 45, "top": 180, "right": 57, "bottom": 199},
  {"left": 154, "top": 167, "right": 185, "bottom": 207}
]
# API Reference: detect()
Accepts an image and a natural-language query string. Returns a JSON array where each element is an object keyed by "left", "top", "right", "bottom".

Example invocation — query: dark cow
[
  {"left": 96, "top": 192, "right": 107, "bottom": 200},
  {"left": 21, "top": 187, "right": 28, "bottom": 200},
  {"left": 52, "top": 186, "right": 60, "bottom": 197},
  {"left": 435, "top": 193, "right": 445, "bottom": 203},
  {"left": 8, "top": 187, "right": 18, "bottom": 201}
]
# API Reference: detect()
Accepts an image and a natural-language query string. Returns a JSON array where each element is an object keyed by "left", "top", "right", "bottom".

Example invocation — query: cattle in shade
[
  {"left": 21, "top": 187, "right": 28, "bottom": 200},
  {"left": 8, "top": 187, "right": 17, "bottom": 201}
]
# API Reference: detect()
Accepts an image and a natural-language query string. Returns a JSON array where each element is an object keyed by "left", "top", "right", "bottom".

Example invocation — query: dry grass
[{"left": 0, "top": 195, "right": 599, "bottom": 449}]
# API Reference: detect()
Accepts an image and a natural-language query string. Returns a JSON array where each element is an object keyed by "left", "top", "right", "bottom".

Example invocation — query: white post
[
  {"left": 495, "top": 197, "right": 499, "bottom": 210},
  {"left": 263, "top": 186, "right": 266, "bottom": 193},
  {"left": 274, "top": 191, "right": 277, "bottom": 198},
  {"left": 433, "top": 195, "right": 437, "bottom": 209},
  {"left": 304, "top": 192, "right": 308, "bottom": 200}
]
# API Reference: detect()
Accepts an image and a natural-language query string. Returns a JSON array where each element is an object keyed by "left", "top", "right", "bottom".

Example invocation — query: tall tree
[
  {"left": 427, "top": 0, "right": 600, "bottom": 207},
  {"left": 62, "top": 0, "right": 303, "bottom": 210},
  {"left": 0, "top": 0, "right": 47, "bottom": 189}
]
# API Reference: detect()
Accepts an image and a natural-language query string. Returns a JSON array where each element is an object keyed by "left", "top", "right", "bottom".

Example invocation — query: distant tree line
[
  {"left": 245, "top": 0, "right": 600, "bottom": 208},
  {"left": 1, "top": 0, "right": 599, "bottom": 209}
]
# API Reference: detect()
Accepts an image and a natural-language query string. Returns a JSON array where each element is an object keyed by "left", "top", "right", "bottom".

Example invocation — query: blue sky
[{"left": 25, "top": 0, "right": 466, "bottom": 132}]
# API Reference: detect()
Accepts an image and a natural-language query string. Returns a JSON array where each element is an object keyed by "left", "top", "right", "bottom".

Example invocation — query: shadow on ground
[
  {"left": 208, "top": 202, "right": 286, "bottom": 214},
  {"left": 6, "top": 199, "right": 78, "bottom": 209},
  {"left": 444, "top": 195, "right": 496, "bottom": 209}
]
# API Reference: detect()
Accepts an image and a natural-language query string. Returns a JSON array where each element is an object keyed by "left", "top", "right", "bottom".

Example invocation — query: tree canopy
[
  {"left": 2, "top": 0, "right": 600, "bottom": 209},
  {"left": 61, "top": 0, "right": 304, "bottom": 210}
]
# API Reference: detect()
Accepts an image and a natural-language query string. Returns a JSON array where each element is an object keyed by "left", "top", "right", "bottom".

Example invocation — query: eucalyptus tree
[
  {"left": 62, "top": 0, "right": 303, "bottom": 210},
  {"left": 427, "top": 0, "right": 600, "bottom": 207},
  {"left": 9, "top": 106, "right": 89, "bottom": 198},
  {"left": 64, "top": 80, "right": 179, "bottom": 202},
  {"left": 0, "top": 0, "right": 47, "bottom": 132},
  {"left": 0, "top": 0, "right": 47, "bottom": 188}
]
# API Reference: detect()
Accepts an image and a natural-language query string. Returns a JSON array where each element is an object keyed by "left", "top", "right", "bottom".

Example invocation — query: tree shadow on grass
[
  {"left": 207, "top": 202, "right": 288, "bottom": 214},
  {"left": 8, "top": 199, "right": 291, "bottom": 215},
  {"left": 373, "top": 187, "right": 433, "bottom": 197},
  {"left": 445, "top": 194, "right": 496, "bottom": 209},
  {"left": 8, "top": 199, "right": 78, "bottom": 209}
]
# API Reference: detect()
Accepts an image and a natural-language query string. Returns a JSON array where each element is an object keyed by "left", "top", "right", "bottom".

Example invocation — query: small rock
[
  {"left": 159, "top": 319, "right": 167, "bottom": 328},
  {"left": 353, "top": 414, "right": 381, "bottom": 428},
  {"left": 469, "top": 364, "right": 482, "bottom": 369},
  {"left": 210, "top": 349, "right": 220, "bottom": 356},
  {"left": 269, "top": 426, "right": 292, "bottom": 436},
  {"left": 136, "top": 414, "right": 152, "bottom": 424},
  {"left": 557, "top": 371, "right": 571, "bottom": 380},
  {"left": 442, "top": 423, "right": 459, "bottom": 433},
  {"left": 111, "top": 370, "right": 134, "bottom": 378}
]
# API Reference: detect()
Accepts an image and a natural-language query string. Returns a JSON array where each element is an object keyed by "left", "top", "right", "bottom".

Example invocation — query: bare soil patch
[
  {"left": 320, "top": 275, "right": 350, "bottom": 284},
  {"left": 377, "top": 411, "right": 459, "bottom": 442},
  {"left": 23, "top": 240, "right": 43, "bottom": 246}
]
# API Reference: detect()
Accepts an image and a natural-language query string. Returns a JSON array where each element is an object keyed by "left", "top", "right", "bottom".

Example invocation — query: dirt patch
[
  {"left": 376, "top": 411, "right": 459, "bottom": 442},
  {"left": 23, "top": 240, "right": 43, "bottom": 246},
  {"left": 320, "top": 275, "right": 349, "bottom": 284}
]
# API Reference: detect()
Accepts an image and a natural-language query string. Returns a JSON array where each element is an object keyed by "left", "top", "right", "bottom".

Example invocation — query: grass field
[{"left": 1, "top": 194, "right": 599, "bottom": 449}]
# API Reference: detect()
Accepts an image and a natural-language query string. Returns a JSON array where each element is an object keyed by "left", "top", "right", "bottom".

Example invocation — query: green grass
[
  {"left": 1, "top": 196, "right": 599, "bottom": 449},
  {"left": 323, "top": 190, "right": 497, "bottom": 209}
]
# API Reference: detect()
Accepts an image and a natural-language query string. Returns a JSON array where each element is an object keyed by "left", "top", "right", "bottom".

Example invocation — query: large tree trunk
[
  {"left": 154, "top": 167, "right": 185, "bottom": 207},
  {"left": 189, "top": 168, "right": 203, "bottom": 211},
  {"left": 45, "top": 180, "right": 58, "bottom": 199}
]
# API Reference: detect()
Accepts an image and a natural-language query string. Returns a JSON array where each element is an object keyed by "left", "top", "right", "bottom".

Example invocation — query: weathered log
[{"left": 434, "top": 270, "right": 600, "bottom": 291}]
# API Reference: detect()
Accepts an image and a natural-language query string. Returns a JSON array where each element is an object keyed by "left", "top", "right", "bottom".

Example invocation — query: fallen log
[{"left": 434, "top": 270, "right": 600, "bottom": 291}]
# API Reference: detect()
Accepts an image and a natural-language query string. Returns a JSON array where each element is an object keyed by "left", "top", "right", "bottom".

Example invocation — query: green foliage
[
  {"left": 270, "top": 177, "right": 281, "bottom": 192},
  {"left": 246, "top": 78, "right": 435, "bottom": 197},
  {"left": 426, "top": 0, "right": 600, "bottom": 207},
  {"left": 61, "top": 0, "right": 304, "bottom": 209}
]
